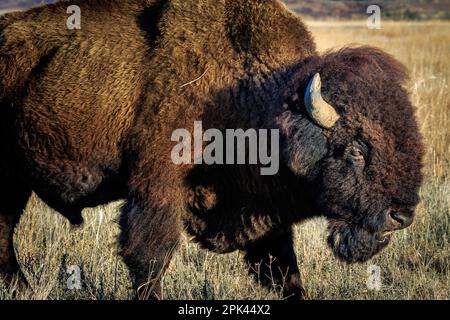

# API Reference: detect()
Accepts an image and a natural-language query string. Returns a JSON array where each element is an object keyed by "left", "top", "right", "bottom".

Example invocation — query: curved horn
[{"left": 304, "top": 73, "right": 340, "bottom": 129}]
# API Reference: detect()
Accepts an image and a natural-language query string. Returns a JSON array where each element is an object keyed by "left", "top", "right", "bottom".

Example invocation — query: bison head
[{"left": 278, "top": 47, "right": 424, "bottom": 263}]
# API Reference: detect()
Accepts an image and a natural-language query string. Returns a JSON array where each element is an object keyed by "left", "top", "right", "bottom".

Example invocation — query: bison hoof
[{"left": 283, "top": 286, "right": 309, "bottom": 301}]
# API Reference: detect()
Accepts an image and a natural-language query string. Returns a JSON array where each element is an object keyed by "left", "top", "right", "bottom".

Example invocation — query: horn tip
[{"left": 312, "top": 73, "right": 322, "bottom": 91}]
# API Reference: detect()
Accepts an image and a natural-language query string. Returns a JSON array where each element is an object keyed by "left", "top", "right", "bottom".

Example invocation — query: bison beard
[
  {"left": 0, "top": 0, "right": 424, "bottom": 300},
  {"left": 327, "top": 219, "right": 390, "bottom": 263}
]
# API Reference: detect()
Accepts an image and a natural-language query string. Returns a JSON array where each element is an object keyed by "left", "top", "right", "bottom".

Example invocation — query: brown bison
[{"left": 0, "top": 0, "right": 423, "bottom": 300}]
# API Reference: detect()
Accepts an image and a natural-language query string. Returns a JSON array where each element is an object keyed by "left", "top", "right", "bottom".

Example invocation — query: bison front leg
[
  {"left": 0, "top": 174, "right": 31, "bottom": 287},
  {"left": 119, "top": 200, "right": 180, "bottom": 300},
  {"left": 244, "top": 229, "right": 307, "bottom": 300}
]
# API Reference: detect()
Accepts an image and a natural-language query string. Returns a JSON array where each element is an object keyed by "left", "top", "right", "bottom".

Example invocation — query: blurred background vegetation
[{"left": 285, "top": 0, "right": 450, "bottom": 20}]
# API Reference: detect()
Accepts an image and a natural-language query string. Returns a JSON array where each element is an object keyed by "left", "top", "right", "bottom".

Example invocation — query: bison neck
[
  {"left": 133, "top": 0, "right": 317, "bottom": 165},
  {"left": 127, "top": 1, "right": 319, "bottom": 251}
]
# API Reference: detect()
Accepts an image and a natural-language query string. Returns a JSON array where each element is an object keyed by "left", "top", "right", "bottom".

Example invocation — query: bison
[{"left": 0, "top": 0, "right": 423, "bottom": 300}]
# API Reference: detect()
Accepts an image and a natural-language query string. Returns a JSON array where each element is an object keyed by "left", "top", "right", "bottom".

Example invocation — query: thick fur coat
[{"left": 0, "top": 0, "right": 423, "bottom": 300}]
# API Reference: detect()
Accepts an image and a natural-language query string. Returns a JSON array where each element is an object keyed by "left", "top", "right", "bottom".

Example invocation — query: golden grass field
[{"left": 0, "top": 20, "right": 449, "bottom": 300}]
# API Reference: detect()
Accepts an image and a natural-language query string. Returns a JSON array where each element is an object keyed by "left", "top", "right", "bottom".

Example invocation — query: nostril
[
  {"left": 390, "top": 210, "right": 413, "bottom": 229},
  {"left": 390, "top": 211, "right": 404, "bottom": 224}
]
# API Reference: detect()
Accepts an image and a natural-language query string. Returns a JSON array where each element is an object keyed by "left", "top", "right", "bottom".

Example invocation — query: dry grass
[{"left": 1, "top": 21, "right": 449, "bottom": 300}]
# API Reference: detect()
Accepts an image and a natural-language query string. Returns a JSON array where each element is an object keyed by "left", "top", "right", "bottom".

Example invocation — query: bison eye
[{"left": 349, "top": 147, "right": 365, "bottom": 165}]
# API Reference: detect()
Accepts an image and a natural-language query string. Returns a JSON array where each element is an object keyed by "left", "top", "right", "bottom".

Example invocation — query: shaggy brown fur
[{"left": 0, "top": 0, "right": 423, "bottom": 300}]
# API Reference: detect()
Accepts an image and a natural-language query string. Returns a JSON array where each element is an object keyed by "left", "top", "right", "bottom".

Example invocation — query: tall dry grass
[{"left": 1, "top": 21, "right": 449, "bottom": 300}]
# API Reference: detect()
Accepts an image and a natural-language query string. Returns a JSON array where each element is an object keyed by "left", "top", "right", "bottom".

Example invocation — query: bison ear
[{"left": 304, "top": 73, "right": 340, "bottom": 129}]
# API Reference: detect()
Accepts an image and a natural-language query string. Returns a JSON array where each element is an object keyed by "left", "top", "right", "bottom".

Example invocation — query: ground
[{"left": 1, "top": 20, "right": 449, "bottom": 300}]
